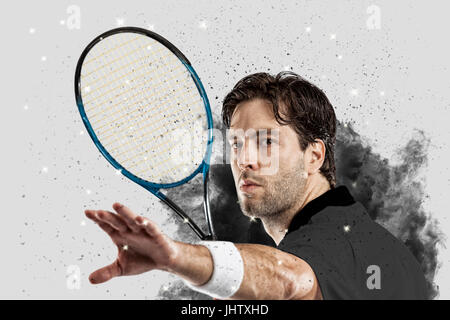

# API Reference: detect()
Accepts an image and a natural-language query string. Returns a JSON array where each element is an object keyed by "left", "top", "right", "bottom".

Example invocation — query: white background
[{"left": 1, "top": 0, "right": 449, "bottom": 299}]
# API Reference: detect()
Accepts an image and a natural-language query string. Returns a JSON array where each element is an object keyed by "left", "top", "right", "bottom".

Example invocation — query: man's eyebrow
[
  {"left": 228, "top": 128, "right": 279, "bottom": 139},
  {"left": 229, "top": 127, "right": 278, "bottom": 131}
]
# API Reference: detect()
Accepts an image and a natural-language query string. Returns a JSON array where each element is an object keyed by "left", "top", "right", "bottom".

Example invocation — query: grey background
[{"left": 1, "top": 0, "right": 449, "bottom": 299}]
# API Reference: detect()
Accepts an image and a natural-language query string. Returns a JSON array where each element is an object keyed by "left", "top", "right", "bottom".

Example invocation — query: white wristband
[{"left": 183, "top": 241, "right": 244, "bottom": 299}]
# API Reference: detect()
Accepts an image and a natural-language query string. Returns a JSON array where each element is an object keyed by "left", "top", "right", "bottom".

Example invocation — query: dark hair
[{"left": 222, "top": 71, "right": 337, "bottom": 188}]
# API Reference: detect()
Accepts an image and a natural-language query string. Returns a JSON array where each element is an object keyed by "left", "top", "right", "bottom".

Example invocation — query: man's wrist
[
  {"left": 164, "top": 241, "right": 214, "bottom": 286},
  {"left": 182, "top": 241, "right": 245, "bottom": 299}
]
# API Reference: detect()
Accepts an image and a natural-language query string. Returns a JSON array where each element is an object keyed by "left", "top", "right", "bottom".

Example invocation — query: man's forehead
[{"left": 229, "top": 98, "right": 282, "bottom": 128}]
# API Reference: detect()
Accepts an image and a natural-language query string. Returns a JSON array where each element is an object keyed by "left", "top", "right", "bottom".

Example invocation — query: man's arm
[
  {"left": 168, "top": 241, "right": 321, "bottom": 300},
  {"left": 85, "top": 203, "right": 322, "bottom": 300}
]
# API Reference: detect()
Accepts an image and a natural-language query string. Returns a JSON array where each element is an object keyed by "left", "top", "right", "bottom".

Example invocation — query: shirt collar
[{"left": 286, "top": 185, "right": 355, "bottom": 235}]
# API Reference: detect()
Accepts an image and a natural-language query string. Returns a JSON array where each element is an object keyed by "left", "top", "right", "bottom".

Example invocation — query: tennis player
[{"left": 85, "top": 72, "right": 428, "bottom": 299}]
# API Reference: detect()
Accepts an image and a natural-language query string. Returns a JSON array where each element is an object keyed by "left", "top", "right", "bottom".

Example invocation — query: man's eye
[
  {"left": 261, "top": 138, "right": 272, "bottom": 146},
  {"left": 232, "top": 141, "right": 243, "bottom": 149}
]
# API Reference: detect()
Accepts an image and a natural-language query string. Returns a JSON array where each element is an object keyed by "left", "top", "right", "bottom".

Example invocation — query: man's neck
[{"left": 261, "top": 177, "right": 331, "bottom": 245}]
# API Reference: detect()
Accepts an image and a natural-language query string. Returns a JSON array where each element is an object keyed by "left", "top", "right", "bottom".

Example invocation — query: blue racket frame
[{"left": 75, "top": 27, "right": 216, "bottom": 240}]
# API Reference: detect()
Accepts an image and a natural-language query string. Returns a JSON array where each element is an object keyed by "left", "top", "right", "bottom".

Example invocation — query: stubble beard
[{"left": 238, "top": 160, "right": 307, "bottom": 220}]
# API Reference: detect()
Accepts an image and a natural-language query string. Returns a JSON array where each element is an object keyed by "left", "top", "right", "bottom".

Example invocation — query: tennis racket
[{"left": 74, "top": 27, "right": 215, "bottom": 240}]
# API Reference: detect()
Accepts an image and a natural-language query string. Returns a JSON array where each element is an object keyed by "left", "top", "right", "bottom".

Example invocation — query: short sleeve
[{"left": 277, "top": 226, "right": 363, "bottom": 300}]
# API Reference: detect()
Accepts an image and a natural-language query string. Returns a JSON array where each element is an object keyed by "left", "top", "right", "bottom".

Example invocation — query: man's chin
[
  {"left": 239, "top": 196, "right": 262, "bottom": 215},
  {"left": 238, "top": 193, "right": 260, "bottom": 204}
]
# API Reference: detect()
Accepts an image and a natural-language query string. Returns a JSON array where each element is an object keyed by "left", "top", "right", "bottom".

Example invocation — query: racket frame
[{"left": 75, "top": 27, "right": 215, "bottom": 240}]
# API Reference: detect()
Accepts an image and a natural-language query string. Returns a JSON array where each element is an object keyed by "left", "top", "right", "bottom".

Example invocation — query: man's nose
[{"left": 237, "top": 139, "right": 260, "bottom": 171}]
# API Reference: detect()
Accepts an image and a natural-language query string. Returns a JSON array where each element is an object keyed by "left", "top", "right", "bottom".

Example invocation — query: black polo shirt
[{"left": 274, "top": 186, "right": 428, "bottom": 300}]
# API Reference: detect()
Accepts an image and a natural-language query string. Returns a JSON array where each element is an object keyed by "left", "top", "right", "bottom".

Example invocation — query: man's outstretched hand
[{"left": 85, "top": 203, "right": 178, "bottom": 284}]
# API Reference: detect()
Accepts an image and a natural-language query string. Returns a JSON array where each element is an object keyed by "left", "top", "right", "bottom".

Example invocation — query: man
[{"left": 85, "top": 72, "right": 428, "bottom": 299}]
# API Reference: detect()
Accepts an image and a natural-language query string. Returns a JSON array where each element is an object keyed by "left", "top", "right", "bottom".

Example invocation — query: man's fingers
[
  {"left": 85, "top": 209, "right": 129, "bottom": 232},
  {"left": 85, "top": 209, "right": 98, "bottom": 222},
  {"left": 89, "top": 260, "right": 122, "bottom": 284},
  {"left": 97, "top": 222, "right": 116, "bottom": 236},
  {"left": 85, "top": 210, "right": 119, "bottom": 239},
  {"left": 96, "top": 210, "right": 129, "bottom": 232},
  {"left": 112, "top": 203, "right": 140, "bottom": 232},
  {"left": 135, "top": 216, "right": 162, "bottom": 238}
]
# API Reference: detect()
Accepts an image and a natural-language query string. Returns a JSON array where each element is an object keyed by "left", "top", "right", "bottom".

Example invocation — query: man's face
[{"left": 228, "top": 98, "right": 308, "bottom": 219}]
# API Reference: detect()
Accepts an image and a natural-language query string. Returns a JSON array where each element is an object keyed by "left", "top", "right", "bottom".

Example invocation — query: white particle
[
  {"left": 147, "top": 45, "right": 152, "bottom": 50},
  {"left": 29, "top": 28, "right": 36, "bottom": 34},
  {"left": 344, "top": 123, "right": 348, "bottom": 127},
  {"left": 80, "top": 220, "right": 86, "bottom": 226},
  {"left": 116, "top": 18, "right": 125, "bottom": 26},
  {"left": 86, "top": 189, "right": 92, "bottom": 195},
  {"left": 60, "top": 20, "right": 66, "bottom": 25},
  {"left": 337, "top": 54, "right": 343, "bottom": 60},
  {"left": 283, "top": 65, "right": 291, "bottom": 71},
  {"left": 278, "top": 260, "right": 283, "bottom": 265},
  {"left": 183, "top": 218, "right": 189, "bottom": 223},
  {"left": 41, "top": 166, "right": 48, "bottom": 173},
  {"left": 143, "top": 220, "right": 149, "bottom": 226},
  {"left": 198, "top": 20, "right": 207, "bottom": 29},
  {"left": 305, "top": 26, "right": 312, "bottom": 33},
  {"left": 350, "top": 89, "right": 359, "bottom": 96},
  {"left": 352, "top": 181, "right": 357, "bottom": 187},
  {"left": 330, "top": 34, "right": 336, "bottom": 40},
  {"left": 249, "top": 216, "right": 256, "bottom": 222},
  {"left": 41, "top": 56, "right": 47, "bottom": 62},
  {"left": 147, "top": 24, "right": 155, "bottom": 31},
  {"left": 79, "top": 130, "right": 84, "bottom": 135},
  {"left": 84, "top": 86, "right": 91, "bottom": 93},
  {"left": 24, "top": 104, "right": 29, "bottom": 110},
  {"left": 123, "top": 245, "right": 129, "bottom": 251},
  {"left": 115, "top": 169, "right": 122, "bottom": 175},
  {"left": 343, "top": 225, "right": 351, "bottom": 233},
  {"left": 380, "top": 91, "right": 385, "bottom": 96},
  {"left": 125, "top": 79, "right": 130, "bottom": 85}
]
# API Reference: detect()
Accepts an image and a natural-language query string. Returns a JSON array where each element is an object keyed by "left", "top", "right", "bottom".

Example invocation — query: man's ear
[{"left": 305, "top": 139, "right": 326, "bottom": 174}]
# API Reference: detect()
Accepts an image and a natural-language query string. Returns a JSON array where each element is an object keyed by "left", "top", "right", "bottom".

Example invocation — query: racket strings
[
  {"left": 82, "top": 35, "right": 141, "bottom": 67},
  {"left": 83, "top": 47, "right": 175, "bottom": 109},
  {"left": 85, "top": 37, "right": 189, "bottom": 128},
  {"left": 83, "top": 46, "right": 167, "bottom": 99},
  {"left": 107, "top": 94, "right": 203, "bottom": 157},
  {"left": 96, "top": 70, "right": 202, "bottom": 140},
  {"left": 90, "top": 67, "right": 188, "bottom": 134},
  {"left": 80, "top": 32, "right": 208, "bottom": 184},
  {"left": 83, "top": 34, "right": 159, "bottom": 105},
  {"left": 87, "top": 69, "right": 183, "bottom": 121}
]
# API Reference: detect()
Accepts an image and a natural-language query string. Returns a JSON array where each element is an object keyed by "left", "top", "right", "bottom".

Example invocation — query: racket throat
[{"left": 151, "top": 189, "right": 212, "bottom": 240}]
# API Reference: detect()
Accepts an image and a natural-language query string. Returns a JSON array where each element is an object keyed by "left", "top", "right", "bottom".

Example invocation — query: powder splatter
[{"left": 335, "top": 122, "right": 441, "bottom": 298}]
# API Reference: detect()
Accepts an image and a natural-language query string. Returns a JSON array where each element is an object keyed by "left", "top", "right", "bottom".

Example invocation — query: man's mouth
[{"left": 239, "top": 179, "right": 262, "bottom": 193}]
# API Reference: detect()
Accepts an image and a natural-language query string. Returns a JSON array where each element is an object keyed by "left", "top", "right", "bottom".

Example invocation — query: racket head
[{"left": 74, "top": 27, "right": 213, "bottom": 190}]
